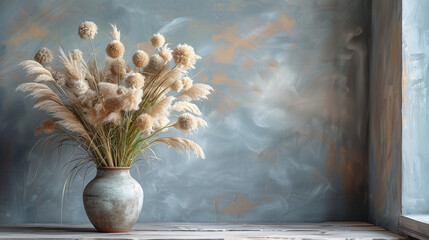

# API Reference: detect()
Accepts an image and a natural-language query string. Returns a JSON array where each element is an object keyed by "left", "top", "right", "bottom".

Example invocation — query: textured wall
[
  {"left": 402, "top": 0, "right": 429, "bottom": 215},
  {"left": 368, "top": 0, "right": 402, "bottom": 233},
  {"left": 0, "top": 0, "right": 368, "bottom": 223}
]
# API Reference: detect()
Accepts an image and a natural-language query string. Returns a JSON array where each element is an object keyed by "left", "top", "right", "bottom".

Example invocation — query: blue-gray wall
[
  {"left": 0, "top": 0, "right": 369, "bottom": 223},
  {"left": 402, "top": 0, "right": 429, "bottom": 215},
  {"left": 368, "top": 0, "right": 402, "bottom": 233}
]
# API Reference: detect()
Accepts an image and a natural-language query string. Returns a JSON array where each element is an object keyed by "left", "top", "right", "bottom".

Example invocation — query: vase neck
[{"left": 96, "top": 167, "right": 131, "bottom": 178}]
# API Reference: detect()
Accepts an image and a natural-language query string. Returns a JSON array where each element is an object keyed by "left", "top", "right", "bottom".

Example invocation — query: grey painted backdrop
[{"left": 0, "top": 0, "right": 369, "bottom": 223}]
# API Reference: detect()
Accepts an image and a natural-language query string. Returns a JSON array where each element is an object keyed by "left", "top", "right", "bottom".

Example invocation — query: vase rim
[{"left": 97, "top": 167, "right": 131, "bottom": 170}]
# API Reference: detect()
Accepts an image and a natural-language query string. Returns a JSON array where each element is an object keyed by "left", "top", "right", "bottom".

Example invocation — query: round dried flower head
[
  {"left": 104, "top": 97, "right": 123, "bottom": 113},
  {"left": 181, "top": 77, "right": 193, "bottom": 90},
  {"left": 71, "top": 49, "right": 83, "bottom": 61},
  {"left": 136, "top": 114, "right": 153, "bottom": 132},
  {"left": 159, "top": 44, "right": 172, "bottom": 62},
  {"left": 125, "top": 73, "right": 145, "bottom": 89},
  {"left": 175, "top": 113, "right": 197, "bottom": 132},
  {"left": 172, "top": 44, "right": 201, "bottom": 69},
  {"left": 151, "top": 33, "right": 165, "bottom": 48},
  {"left": 42, "top": 120, "right": 55, "bottom": 133},
  {"left": 132, "top": 50, "right": 149, "bottom": 68},
  {"left": 106, "top": 40, "right": 125, "bottom": 59},
  {"left": 143, "top": 54, "right": 165, "bottom": 76},
  {"left": 109, "top": 59, "right": 127, "bottom": 77},
  {"left": 34, "top": 47, "right": 53, "bottom": 65},
  {"left": 78, "top": 21, "right": 98, "bottom": 40},
  {"left": 171, "top": 79, "right": 183, "bottom": 92}
]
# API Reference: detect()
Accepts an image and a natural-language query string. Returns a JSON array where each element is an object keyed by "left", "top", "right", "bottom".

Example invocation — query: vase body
[{"left": 83, "top": 167, "right": 143, "bottom": 232}]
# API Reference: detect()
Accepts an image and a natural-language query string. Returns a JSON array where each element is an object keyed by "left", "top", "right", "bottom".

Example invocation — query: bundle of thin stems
[{"left": 17, "top": 22, "right": 213, "bottom": 167}]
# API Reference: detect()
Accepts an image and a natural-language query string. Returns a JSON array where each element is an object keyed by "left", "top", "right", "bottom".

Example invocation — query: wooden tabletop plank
[{"left": 0, "top": 222, "right": 408, "bottom": 240}]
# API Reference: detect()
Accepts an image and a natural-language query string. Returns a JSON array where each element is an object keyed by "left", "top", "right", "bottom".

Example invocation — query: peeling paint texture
[
  {"left": 0, "top": 0, "right": 368, "bottom": 223},
  {"left": 368, "top": 0, "right": 402, "bottom": 233}
]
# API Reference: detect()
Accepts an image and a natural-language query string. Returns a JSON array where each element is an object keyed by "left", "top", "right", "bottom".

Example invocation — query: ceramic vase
[{"left": 83, "top": 167, "right": 143, "bottom": 232}]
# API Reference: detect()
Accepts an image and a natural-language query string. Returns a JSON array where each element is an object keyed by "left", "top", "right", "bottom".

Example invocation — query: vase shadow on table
[{"left": 0, "top": 225, "right": 97, "bottom": 233}]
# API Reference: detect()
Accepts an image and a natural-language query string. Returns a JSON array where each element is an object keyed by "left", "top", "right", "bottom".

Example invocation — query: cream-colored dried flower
[
  {"left": 121, "top": 88, "right": 143, "bottom": 111},
  {"left": 103, "top": 112, "right": 121, "bottom": 124},
  {"left": 178, "top": 83, "right": 213, "bottom": 101},
  {"left": 79, "top": 89, "right": 97, "bottom": 108},
  {"left": 73, "top": 80, "right": 89, "bottom": 95},
  {"left": 174, "top": 113, "right": 197, "bottom": 132},
  {"left": 171, "top": 101, "right": 201, "bottom": 115},
  {"left": 172, "top": 44, "right": 201, "bottom": 69},
  {"left": 136, "top": 114, "right": 153, "bottom": 132},
  {"left": 71, "top": 49, "right": 83, "bottom": 61},
  {"left": 53, "top": 71, "right": 66, "bottom": 86},
  {"left": 125, "top": 73, "right": 145, "bottom": 89},
  {"left": 159, "top": 44, "right": 172, "bottom": 62},
  {"left": 98, "top": 82, "right": 119, "bottom": 97},
  {"left": 143, "top": 54, "right": 165, "bottom": 76},
  {"left": 104, "top": 96, "right": 123, "bottom": 113},
  {"left": 78, "top": 21, "right": 98, "bottom": 40},
  {"left": 151, "top": 33, "right": 165, "bottom": 48},
  {"left": 149, "top": 96, "right": 175, "bottom": 118},
  {"left": 106, "top": 40, "right": 125, "bottom": 59},
  {"left": 132, "top": 50, "right": 149, "bottom": 68},
  {"left": 34, "top": 48, "right": 53, "bottom": 65},
  {"left": 109, "top": 59, "right": 127, "bottom": 78},
  {"left": 181, "top": 77, "right": 193, "bottom": 90},
  {"left": 171, "top": 79, "right": 183, "bottom": 92},
  {"left": 35, "top": 120, "right": 56, "bottom": 135}
]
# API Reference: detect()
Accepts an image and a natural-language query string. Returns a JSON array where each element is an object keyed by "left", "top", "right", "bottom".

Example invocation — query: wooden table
[{"left": 0, "top": 222, "right": 408, "bottom": 239}]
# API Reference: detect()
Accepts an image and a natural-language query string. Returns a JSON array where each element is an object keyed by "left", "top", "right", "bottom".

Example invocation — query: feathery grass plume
[
  {"left": 104, "top": 96, "right": 123, "bottom": 112},
  {"left": 136, "top": 114, "right": 153, "bottom": 132},
  {"left": 106, "top": 25, "right": 124, "bottom": 59},
  {"left": 132, "top": 50, "right": 149, "bottom": 68},
  {"left": 171, "top": 101, "right": 201, "bottom": 115},
  {"left": 98, "top": 82, "right": 119, "bottom": 97},
  {"left": 121, "top": 88, "right": 143, "bottom": 111},
  {"left": 20, "top": 60, "right": 53, "bottom": 79},
  {"left": 125, "top": 73, "right": 144, "bottom": 89},
  {"left": 149, "top": 96, "right": 175, "bottom": 118},
  {"left": 143, "top": 55, "right": 165, "bottom": 76},
  {"left": 71, "top": 49, "right": 83, "bottom": 61},
  {"left": 16, "top": 83, "right": 89, "bottom": 139},
  {"left": 35, "top": 120, "right": 56, "bottom": 135},
  {"left": 159, "top": 44, "right": 172, "bottom": 62},
  {"left": 34, "top": 48, "right": 53, "bottom": 65},
  {"left": 153, "top": 116, "right": 169, "bottom": 131},
  {"left": 172, "top": 44, "right": 201, "bottom": 69},
  {"left": 58, "top": 48, "right": 85, "bottom": 83},
  {"left": 79, "top": 89, "right": 97, "bottom": 108},
  {"left": 53, "top": 71, "right": 66, "bottom": 85},
  {"left": 103, "top": 112, "right": 121, "bottom": 124},
  {"left": 173, "top": 113, "right": 197, "bottom": 133},
  {"left": 178, "top": 83, "right": 213, "bottom": 101},
  {"left": 151, "top": 33, "right": 165, "bottom": 48},
  {"left": 182, "top": 76, "right": 193, "bottom": 90},
  {"left": 78, "top": 21, "right": 98, "bottom": 39},
  {"left": 152, "top": 137, "right": 205, "bottom": 159}
]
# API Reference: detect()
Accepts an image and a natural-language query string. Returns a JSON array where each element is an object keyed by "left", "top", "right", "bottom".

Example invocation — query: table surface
[{"left": 0, "top": 222, "right": 408, "bottom": 240}]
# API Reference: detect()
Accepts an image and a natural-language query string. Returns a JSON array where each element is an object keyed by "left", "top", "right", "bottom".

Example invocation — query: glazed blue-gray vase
[{"left": 83, "top": 167, "right": 143, "bottom": 232}]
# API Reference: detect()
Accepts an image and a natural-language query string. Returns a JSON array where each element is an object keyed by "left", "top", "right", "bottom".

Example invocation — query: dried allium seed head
[
  {"left": 125, "top": 73, "right": 145, "bottom": 89},
  {"left": 132, "top": 50, "right": 149, "bottom": 68},
  {"left": 78, "top": 21, "right": 98, "bottom": 40},
  {"left": 171, "top": 79, "right": 183, "bottom": 92},
  {"left": 71, "top": 49, "right": 83, "bottom": 61},
  {"left": 106, "top": 40, "right": 125, "bottom": 59},
  {"left": 175, "top": 113, "right": 197, "bottom": 132},
  {"left": 182, "top": 77, "right": 193, "bottom": 90},
  {"left": 136, "top": 114, "right": 153, "bottom": 132},
  {"left": 143, "top": 54, "right": 165, "bottom": 76},
  {"left": 34, "top": 48, "right": 53, "bottom": 65},
  {"left": 53, "top": 71, "right": 66, "bottom": 86},
  {"left": 172, "top": 44, "right": 201, "bottom": 69},
  {"left": 109, "top": 59, "right": 127, "bottom": 78},
  {"left": 151, "top": 33, "right": 165, "bottom": 48},
  {"left": 104, "top": 97, "right": 123, "bottom": 113},
  {"left": 159, "top": 44, "right": 172, "bottom": 62}
]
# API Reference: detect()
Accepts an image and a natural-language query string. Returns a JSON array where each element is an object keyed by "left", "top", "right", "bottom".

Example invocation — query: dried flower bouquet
[{"left": 17, "top": 21, "right": 213, "bottom": 167}]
